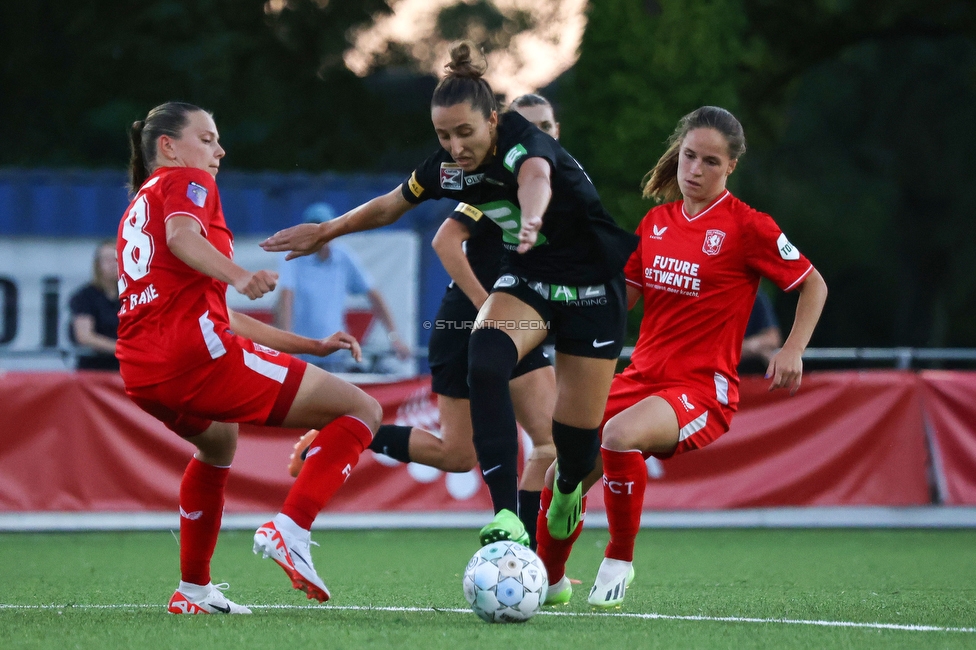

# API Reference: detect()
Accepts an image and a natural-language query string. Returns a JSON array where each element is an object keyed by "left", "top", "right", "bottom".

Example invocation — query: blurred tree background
[{"left": 1, "top": 0, "right": 973, "bottom": 347}]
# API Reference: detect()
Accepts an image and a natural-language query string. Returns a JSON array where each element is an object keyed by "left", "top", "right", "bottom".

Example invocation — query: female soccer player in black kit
[{"left": 262, "top": 42, "right": 638, "bottom": 547}]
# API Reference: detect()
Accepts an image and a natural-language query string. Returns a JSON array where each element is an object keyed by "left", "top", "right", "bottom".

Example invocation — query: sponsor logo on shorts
[
  {"left": 252, "top": 343, "right": 280, "bottom": 356},
  {"left": 777, "top": 233, "right": 800, "bottom": 260},
  {"left": 493, "top": 274, "right": 519, "bottom": 289},
  {"left": 703, "top": 229, "right": 726, "bottom": 256},
  {"left": 592, "top": 339, "right": 615, "bottom": 348},
  {"left": 679, "top": 393, "right": 695, "bottom": 411},
  {"left": 407, "top": 171, "right": 424, "bottom": 197},
  {"left": 440, "top": 163, "right": 463, "bottom": 190},
  {"left": 503, "top": 144, "right": 527, "bottom": 172}
]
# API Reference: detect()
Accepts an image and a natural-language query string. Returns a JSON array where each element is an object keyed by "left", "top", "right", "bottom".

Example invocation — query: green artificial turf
[{"left": 1, "top": 528, "right": 974, "bottom": 649}]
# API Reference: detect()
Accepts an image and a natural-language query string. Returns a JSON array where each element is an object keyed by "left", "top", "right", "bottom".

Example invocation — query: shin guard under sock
[
  {"left": 281, "top": 415, "right": 372, "bottom": 530},
  {"left": 468, "top": 328, "right": 520, "bottom": 514},
  {"left": 179, "top": 457, "right": 229, "bottom": 585},
  {"left": 602, "top": 447, "right": 647, "bottom": 562}
]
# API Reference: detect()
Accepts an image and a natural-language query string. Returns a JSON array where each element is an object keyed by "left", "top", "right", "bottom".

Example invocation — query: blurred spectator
[
  {"left": 69, "top": 239, "right": 120, "bottom": 370},
  {"left": 739, "top": 289, "right": 783, "bottom": 375},
  {"left": 274, "top": 202, "right": 411, "bottom": 372}
]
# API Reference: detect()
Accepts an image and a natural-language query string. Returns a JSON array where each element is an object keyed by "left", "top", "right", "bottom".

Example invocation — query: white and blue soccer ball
[{"left": 462, "top": 540, "right": 548, "bottom": 623}]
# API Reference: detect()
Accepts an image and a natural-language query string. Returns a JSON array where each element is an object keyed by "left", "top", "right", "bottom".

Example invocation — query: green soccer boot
[{"left": 479, "top": 508, "right": 530, "bottom": 547}]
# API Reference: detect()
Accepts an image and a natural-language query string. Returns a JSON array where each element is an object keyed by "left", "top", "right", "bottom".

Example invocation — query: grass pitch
[{"left": 1, "top": 527, "right": 974, "bottom": 649}]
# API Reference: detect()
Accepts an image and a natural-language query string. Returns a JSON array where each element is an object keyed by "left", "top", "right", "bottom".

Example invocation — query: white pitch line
[{"left": 0, "top": 603, "right": 973, "bottom": 633}]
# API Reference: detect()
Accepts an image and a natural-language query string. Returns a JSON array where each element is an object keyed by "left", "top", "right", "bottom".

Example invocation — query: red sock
[
  {"left": 281, "top": 415, "right": 372, "bottom": 529},
  {"left": 178, "top": 457, "right": 230, "bottom": 585},
  {"left": 602, "top": 448, "right": 647, "bottom": 562},
  {"left": 535, "top": 486, "right": 587, "bottom": 585}
]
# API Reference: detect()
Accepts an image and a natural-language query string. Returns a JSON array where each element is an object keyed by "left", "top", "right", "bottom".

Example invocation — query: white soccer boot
[
  {"left": 253, "top": 516, "right": 331, "bottom": 602},
  {"left": 167, "top": 582, "right": 252, "bottom": 614},
  {"left": 587, "top": 558, "right": 634, "bottom": 608}
]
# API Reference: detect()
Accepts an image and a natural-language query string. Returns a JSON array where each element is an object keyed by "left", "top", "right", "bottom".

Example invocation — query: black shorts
[
  {"left": 489, "top": 273, "right": 627, "bottom": 360},
  {"left": 428, "top": 294, "right": 552, "bottom": 399}
]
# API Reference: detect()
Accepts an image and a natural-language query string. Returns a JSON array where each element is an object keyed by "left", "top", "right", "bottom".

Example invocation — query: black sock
[
  {"left": 367, "top": 424, "right": 412, "bottom": 463},
  {"left": 468, "top": 328, "right": 520, "bottom": 514},
  {"left": 517, "top": 489, "right": 542, "bottom": 550},
  {"left": 552, "top": 420, "right": 600, "bottom": 494}
]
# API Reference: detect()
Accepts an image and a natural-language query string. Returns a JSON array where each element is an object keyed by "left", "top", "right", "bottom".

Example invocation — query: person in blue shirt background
[{"left": 274, "top": 202, "right": 411, "bottom": 372}]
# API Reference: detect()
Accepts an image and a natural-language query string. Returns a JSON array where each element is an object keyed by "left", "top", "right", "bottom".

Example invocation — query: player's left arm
[
  {"left": 515, "top": 157, "right": 552, "bottom": 253},
  {"left": 765, "top": 268, "right": 828, "bottom": 395},
  {"left": 228, "top": 309, "right": 362, "bottom": 361}
]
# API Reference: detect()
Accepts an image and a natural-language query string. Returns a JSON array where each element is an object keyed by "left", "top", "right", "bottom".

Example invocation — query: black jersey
[{"left": 401, "top": 112, "right": 638, "bottom": 285}]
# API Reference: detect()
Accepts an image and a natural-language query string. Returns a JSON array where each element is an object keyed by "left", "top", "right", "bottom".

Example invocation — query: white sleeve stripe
[
  {"left": 625, "top": 278, "right": 643, "bottom": 287},
  {"left": 165, "top": 211, "right": 208, "bottom": 234},
  {"left": 784, "top": 264, "right": 814, "bottom": 292}
]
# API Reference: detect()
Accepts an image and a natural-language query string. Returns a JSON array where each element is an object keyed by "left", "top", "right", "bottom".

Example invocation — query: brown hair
[
  {"left": 128, "top": 102, "right": 206, "bottom": 193},
  {"left": 642, "top": 106, "right": 746, "bottom": 202},
  {"left": 431, "top": 41, "right": 497, "bottom": 118},
  {"left": 509, "top": 93, "right": 552, "bottom": 110}
]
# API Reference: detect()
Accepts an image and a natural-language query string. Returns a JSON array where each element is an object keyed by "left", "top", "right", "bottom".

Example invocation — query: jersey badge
[
  {"left": 503, "top": 144, "right": 527, "bottom": 172},
  {"left": 408, "top": 171, "right": 424, "bottom": 198},
  {"left": 651, "top": 224, "right": 668, "bottom": 240},
  {"left": 702, "top": 229, "right": 726, "bottom": 256},
  {"left": 440, "top": 163, "right": 462, "bottom": 191},
  {"left": 777, "top": 233, "right": 800, "bottom": 260},
  {"left": 187, "top": 182, "right": 208, "bottom": 208},
  {"left": 465, "top": 173, "right": 485, "bottom": 186}
]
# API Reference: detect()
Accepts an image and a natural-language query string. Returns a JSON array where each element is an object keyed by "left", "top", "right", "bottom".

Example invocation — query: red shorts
[
  {"left": 125, "top": 334, "right": 307, "bottom": 438},
  {"left": 601, "top": 365, "right": 734, "bottom": 459}
]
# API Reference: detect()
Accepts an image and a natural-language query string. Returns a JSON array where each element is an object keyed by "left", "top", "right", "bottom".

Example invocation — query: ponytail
[
  {"left": 126, "top": 101, "right": 206, "bottom": 194},
  {"left": 128, "top": 121, "right": 148, "bottom": 193}
]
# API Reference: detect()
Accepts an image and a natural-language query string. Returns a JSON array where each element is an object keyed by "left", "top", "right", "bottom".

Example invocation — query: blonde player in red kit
[
  {"left": 536, "top": 106, "right": 828, "bottom": 608},
  {"left": 117, "top": 102, "right": 382, "bottom": 613}
]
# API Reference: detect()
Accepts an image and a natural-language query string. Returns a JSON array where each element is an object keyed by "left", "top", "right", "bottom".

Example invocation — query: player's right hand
[
  {"left": 260, "top": 223, "right": 329, "bottom": 260},
  {"left": 234, "top": 269, "right": 278, "bottom": 299}
]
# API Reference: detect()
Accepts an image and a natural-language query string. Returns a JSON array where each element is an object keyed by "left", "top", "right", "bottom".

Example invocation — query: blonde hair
[{"left": 642, "top": 106, "right": 746, "bottom": 202}]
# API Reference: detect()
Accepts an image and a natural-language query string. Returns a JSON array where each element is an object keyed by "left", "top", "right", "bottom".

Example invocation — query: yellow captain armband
[
  {"left": 408, "top": 172, "right": 424, "bottom": 198},
  {"left": 455, "top": 202, "right": 484, "bottom": 221}
]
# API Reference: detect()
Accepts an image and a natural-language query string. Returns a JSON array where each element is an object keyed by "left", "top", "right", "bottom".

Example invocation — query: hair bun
[{"left": 445, "top": 40, "right": 487, "bottom": 79}]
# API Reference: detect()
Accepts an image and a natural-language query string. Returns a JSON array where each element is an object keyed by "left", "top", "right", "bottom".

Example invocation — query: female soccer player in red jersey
[
  {"left": 117, "top": 102, "right": 382, "bottom": 613},
  {"left": 536, "top": 106, "right": 828, "bottom": 608},
  {"left": 262, "top": 42, "right": 638, "bottom": 550}
]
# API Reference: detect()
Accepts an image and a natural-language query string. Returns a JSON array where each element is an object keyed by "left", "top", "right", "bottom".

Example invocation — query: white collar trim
[{"left": 682, "top": 190, "right": 730, "bottom": 222}]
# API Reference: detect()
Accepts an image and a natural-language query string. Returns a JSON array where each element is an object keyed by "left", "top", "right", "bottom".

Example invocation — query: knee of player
[
  {"left": 467, "top": 328, "right": 518, "bottom": 385},
  {"left": 601, "top": 414, "right": 638, "bottom": 452},
  {"left": 350, "top": 394, "right": 383, "bottom": 434}
]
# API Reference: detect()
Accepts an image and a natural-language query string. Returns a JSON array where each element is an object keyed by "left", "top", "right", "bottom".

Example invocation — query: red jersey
[
  {"left": 624, "top": 190, "right": 813, "bottom": 410},
  {"left": 116, "top": 167, "right": 234, "bottom": 387}
]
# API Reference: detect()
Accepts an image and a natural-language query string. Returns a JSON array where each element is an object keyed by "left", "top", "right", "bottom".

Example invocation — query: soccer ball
[{"left": 462, "top": 541, "right": 548, "bottom": 623}]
